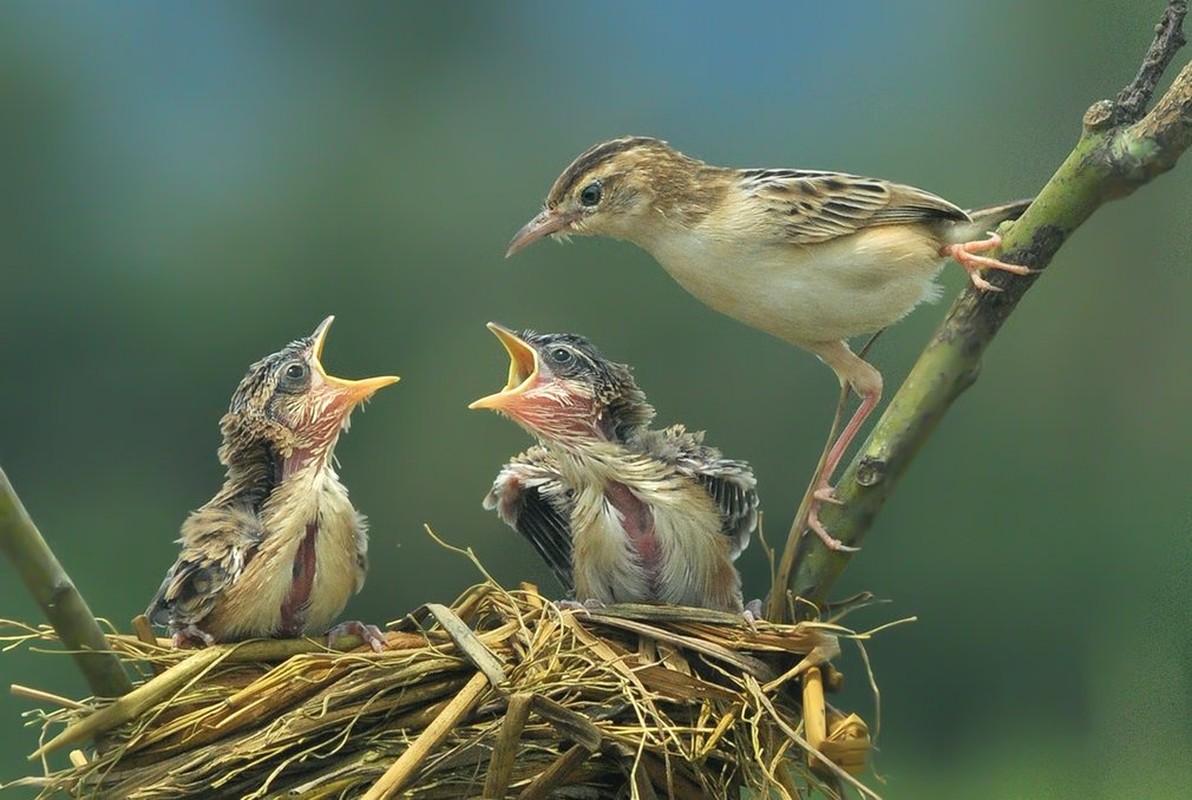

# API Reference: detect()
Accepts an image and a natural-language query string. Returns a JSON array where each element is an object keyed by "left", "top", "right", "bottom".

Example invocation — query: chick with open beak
[
  {"left": 147, "top": 317, "right": 399, "bottom": 650},
  {"left": 471, "top": 323, "right": 759, "bottom": 614}
]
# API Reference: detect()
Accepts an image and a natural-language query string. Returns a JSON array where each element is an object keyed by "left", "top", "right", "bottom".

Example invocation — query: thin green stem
[{"left": 0, "top": 465, "right": 132, "bottom": 698}]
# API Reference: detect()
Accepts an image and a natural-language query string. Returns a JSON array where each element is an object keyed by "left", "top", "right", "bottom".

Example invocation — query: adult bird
[
  {"left": 470, "top": 323, "right": 758, "bottom": 615},
  {"left": 146, "top": 316, "right": 399, "bottom": 650},
  {"left": 506, "top": 136, "right": 1031, "bottom": 550}
]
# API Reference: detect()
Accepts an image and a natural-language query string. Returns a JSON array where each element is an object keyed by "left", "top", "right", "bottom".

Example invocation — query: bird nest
[{"left": 5, "top": 577, "right": 881, "bottom": 799}]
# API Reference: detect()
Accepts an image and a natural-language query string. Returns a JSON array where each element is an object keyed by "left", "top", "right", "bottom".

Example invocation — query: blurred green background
[{"left": 2, "top": 1, "right": 1189, "bottom": 797}]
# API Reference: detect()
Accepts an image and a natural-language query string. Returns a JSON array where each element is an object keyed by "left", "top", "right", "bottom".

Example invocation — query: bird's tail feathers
[{"left": 949, "top": 198, "right": 1033, "bottom": 242}]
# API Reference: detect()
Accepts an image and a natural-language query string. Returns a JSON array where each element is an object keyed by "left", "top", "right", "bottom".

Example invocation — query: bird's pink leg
[
  {"left": 943, "top": 232, "right": 1034, "bottom": 292},
  {"left": 326, "top": 620, "right": 386, "bottom": 653},
  {"left": 805, "top": 392, "right": 873, "bottom": 553},
  {"left": 802, "top": 341, "right": 882, "bottom": 553},
  {"left": 812, "top": 389, "right": 879, "bottom": 506}
]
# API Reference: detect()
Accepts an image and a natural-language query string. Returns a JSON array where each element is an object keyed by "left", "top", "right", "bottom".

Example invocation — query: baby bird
[
  {"left": 506, "top": 136, "right": 1031, "bottom": 551},
  {"left": 146, "top": 317, "right": 398, "bottom": 650},
  {"left": 470, "top": 323, "right": 758, "bottom": 614}
]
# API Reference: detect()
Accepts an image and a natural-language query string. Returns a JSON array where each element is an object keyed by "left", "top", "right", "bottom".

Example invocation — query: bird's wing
[
  {"left": 145, "top": 505, "right": 264, "bottom": 630},
  {"left": 352, "top": 511, "right": 369, "bottom": 594},
  {"left": 639, "top": 425, "right": 759, "bottom": 560},
  {"left": 484, "top": 446, "right": 575, "bottom": 594},
  {"left": 737, "top": 169, "right": 970, "bottom": 245}
]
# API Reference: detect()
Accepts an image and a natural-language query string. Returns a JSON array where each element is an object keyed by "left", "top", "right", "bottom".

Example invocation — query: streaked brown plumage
[
  {"left": 507, "top": 136, "right": 1032, "bottom": 550},
  {"left": 146, "top": 317, "right": 398, "bottom": 649},
  {"left": 471, "top": 324, "right": 757, "bottom": 613}
]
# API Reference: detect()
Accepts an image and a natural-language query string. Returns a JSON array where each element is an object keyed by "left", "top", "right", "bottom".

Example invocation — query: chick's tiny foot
[
  {"left": 743, "top": 599, "right": 765, "bottom": 628},
  {"left": 555, "top": 598, "right": 605, "bottom": 614},
  {"left": 806, "top": 504, "right": 861, "bottom": 553},
  {"left": 172, "top": 625, "right": 216, "bottom": 649},
  {"left": 944, "top": 233, "right": 1034, "bottom": 292},
  {"left": 327, "top": 620, "right": 386, "bottom": 653}
]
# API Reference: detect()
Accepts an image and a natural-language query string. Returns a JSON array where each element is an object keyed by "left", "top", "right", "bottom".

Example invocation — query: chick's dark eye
[
  {"left": 578, "top": 181, "right": 602, "bottom": 207},
  {"left": 277, "top": 360, "right": 310, "bottom": 394},
  {"left": 549, "top": 347, "right": 573, "bottom": 364}
]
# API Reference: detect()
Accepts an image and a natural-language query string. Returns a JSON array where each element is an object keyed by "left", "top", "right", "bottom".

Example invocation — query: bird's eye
[
  {"left": 549, "top": 347, "right": 573, "bottom": 364},
  {"left": 277, "top": 361, "right": 310, "bottom": 393},
  {"left": 578, "top": 181, "right": 603, "bottom": 207}
]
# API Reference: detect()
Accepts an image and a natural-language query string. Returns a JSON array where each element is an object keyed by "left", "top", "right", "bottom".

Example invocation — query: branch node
[
  {"left": 1084, "top": 100, "right": 1116, "bottom": 132},
  {"left": 854, "top": 458, "right": 886, "bottom": 489}
]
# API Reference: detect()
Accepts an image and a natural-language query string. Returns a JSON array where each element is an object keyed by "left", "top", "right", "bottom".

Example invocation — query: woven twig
[{"left": 3, "top": 580, "right": 882, "bottom": 799}]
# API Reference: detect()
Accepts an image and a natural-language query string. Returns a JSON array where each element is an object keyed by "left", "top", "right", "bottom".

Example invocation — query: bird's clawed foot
[
  {"left": 944, "top": 232, "right": 1034, "bottom": 292},
  {"left": 807, "top": 478, "right": 859, "bottom": 552},
  {"left": 555, "top": 598, "right": 605, "bottom": 614},
  {"left": 326, "top": 620, "right": 387, "bottom": 653},
  {"left": 806, "top": 502, "right": 861, "bottom": 553},
  {"left": 743, "top": 598, "right": 765, "bottom": 628},
  {"left": 171, "top": 624, "right": 216, "bottom": 648},
  {"left": 812, "top": 483, "right": 844, "bottom": 506}
]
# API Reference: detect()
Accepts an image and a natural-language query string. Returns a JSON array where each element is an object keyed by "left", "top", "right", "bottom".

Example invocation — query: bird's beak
[
  {"left": 310, "top": 316, "right": 400, "bottom": 409},
  {"left": 506, "top": 208, "right": 578, "bottom": 258},
  {"left": 469, "top": 323, "right": 539, "bottom": 411}
]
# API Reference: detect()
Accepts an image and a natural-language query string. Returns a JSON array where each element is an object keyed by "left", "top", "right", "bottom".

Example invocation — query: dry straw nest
[{"left": 5, "top": 574, "right": 881, "bottom": 799}]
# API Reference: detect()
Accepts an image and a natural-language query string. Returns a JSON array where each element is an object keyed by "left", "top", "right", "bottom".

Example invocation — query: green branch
[
  {"left": 0, "top": 465, "right": 132, "bottom": 698},
  {"left": 770, "top": 0, "right": 1191, "bottom": 618}
]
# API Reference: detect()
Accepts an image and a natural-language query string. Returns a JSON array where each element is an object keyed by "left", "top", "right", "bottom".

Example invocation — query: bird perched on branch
[
  {"left": 507, "top": 136, "right": 1032, "bottom": 551},
  {"left": 146, "top": 317, "right": 399, "bottom": 650},
  {"left": 470, "top": 323, "right": 758, "bottom": 614}
]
